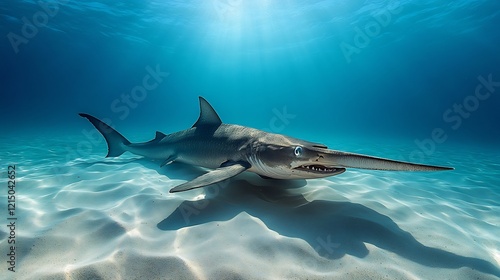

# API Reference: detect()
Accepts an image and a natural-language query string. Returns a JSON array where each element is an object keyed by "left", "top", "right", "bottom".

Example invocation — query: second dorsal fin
[
  {"left": 192, "top": 96, "right": 222, "bottom": 128},
  {"left": 145, "top": 131, "right": 167, "bottom": 144}
]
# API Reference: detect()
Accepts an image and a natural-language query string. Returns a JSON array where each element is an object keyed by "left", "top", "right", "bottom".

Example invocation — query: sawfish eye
[{"left": 294, "top": 146, "right": 303, "bottom": 157}]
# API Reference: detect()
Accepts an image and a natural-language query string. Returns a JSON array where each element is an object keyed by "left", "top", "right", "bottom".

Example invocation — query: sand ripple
[{"left": 0, "top": 135, "right": 499, "bottom": 279}]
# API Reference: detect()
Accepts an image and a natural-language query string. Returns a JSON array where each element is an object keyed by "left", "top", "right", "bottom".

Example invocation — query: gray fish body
[
  {"left": 80, "top": 97, "right": 453, "bottom": 193},
  {"left": 128, "top": 124, "right": 258, "bottom": 169}
]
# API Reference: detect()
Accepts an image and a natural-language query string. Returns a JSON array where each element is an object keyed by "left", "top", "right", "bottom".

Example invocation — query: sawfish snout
[{"left": 308, "top": 146, "right": 453, "bottom": 172}]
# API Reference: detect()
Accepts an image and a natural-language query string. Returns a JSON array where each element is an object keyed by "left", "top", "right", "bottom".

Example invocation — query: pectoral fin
[{"left": 169, "top": 162, "right": 249, "bottom": 193}]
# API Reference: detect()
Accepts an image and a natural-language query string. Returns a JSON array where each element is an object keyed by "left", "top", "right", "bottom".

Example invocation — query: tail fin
[{"left": 79, "top": 113, "right": 131, "bottom": 157}]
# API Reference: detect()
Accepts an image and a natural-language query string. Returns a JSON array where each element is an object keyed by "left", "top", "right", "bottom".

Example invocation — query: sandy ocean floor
[{"left": 0, "top": 133, "right": 499, "bottom": 279}]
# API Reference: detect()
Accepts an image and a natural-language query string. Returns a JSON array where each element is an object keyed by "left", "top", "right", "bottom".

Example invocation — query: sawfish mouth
[{"left": 294, "top": 165, "right": 346, "bottom": 175}]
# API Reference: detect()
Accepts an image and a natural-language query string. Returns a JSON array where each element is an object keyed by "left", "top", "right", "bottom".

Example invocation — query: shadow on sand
[
  {"left": 81, "top": 158, "right": 499, "bottom": 277},
  {"left": 157, "top": 176, "right": 500, "bottom": 277}
]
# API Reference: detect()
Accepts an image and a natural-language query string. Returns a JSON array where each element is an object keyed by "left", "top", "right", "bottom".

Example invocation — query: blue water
[
  {"left": 1, "top": 1, "right": 500, "bottom": 279},
  {"left": 1, "top": 0, "right": 499, "bottom": 143}
]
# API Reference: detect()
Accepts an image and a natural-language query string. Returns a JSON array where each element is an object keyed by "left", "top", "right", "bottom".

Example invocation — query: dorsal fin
[
  {"left": 155, "top": 131, "right": 167, "bottom": 140},
  {"left": 192, "top": 96, "right": 222, "bottom": 128}
]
